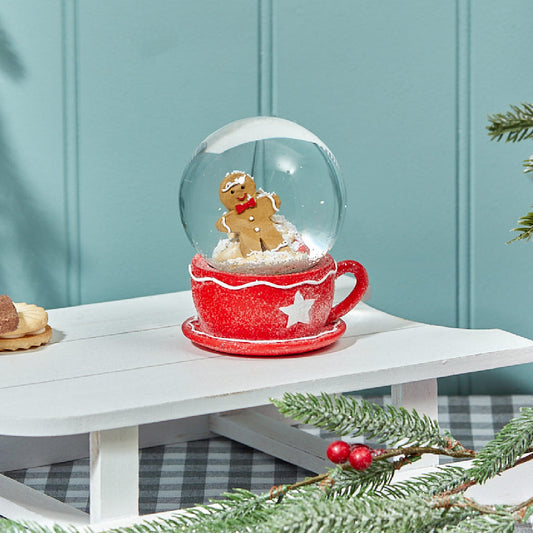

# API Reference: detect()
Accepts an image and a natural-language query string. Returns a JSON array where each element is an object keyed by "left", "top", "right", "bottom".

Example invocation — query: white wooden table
[{"left": 1, "top": 281, "right": 533, "bottom": 527}]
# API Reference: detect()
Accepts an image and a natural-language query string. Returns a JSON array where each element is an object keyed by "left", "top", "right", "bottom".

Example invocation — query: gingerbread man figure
[{"left": 216, "top": 171, "right": 287, "bottom": 257}]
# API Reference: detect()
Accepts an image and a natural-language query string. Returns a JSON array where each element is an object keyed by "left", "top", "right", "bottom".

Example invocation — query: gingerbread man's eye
[
  {"left": 230, "top": 190, "right": 234, "bottom": 194},
  {"left": 241, "top": 185, "right": 245, "bottom": 189}
]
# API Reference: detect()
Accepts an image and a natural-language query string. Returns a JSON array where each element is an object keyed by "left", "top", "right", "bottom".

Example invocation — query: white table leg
[
  {"left": 90, "top": 426, "right": 139, "bottom": 524},
  {"left": 391, "top": 378, "right": 438, "bottom": 468}
]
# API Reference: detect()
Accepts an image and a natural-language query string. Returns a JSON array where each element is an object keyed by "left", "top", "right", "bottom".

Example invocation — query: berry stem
[
  {"left": 270, "top": 443, "right": 525, "bottom": 502},
  {"left": 374, "top": 446, "right": 475, "bottom": 461}
]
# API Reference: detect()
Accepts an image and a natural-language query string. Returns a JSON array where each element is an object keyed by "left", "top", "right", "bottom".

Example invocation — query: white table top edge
[
  {"left": 1, "top": 343, "right": 532, "bottom": 438},
  {"left": 1, "top": 291, "right": 532, "bottom": 438}
]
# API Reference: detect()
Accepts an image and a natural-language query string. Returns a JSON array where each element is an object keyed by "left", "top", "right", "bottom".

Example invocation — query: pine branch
[
  {"left": 149, "top": 489, "right": 276, "bottom": 531},
  {"left": 0, "top": 520, "right": 57, "bottom": 533},
  {"left": 511, "top": 494, "right": 533, "bottom": 522},
  {"left": 487, "top": 103, "right": 533, "bottom": 142},
  {"left": 272, "top": 392, "right": 452, "bottom": 448},
  {"left": 328, "top": 460, "right": 396, "bottom": 497},
  {"left": 523, "top": 154, "right": 533, "bottom": 173},
  {"left": 249, "top": 493, "right": 476, "bottom": 533},
  {"left": 380, "top": 464, "right": 470, "bottom": 499},
  {"left": 520, "top": 500, "right": 533, "bottom": 524},
  {"left": 507, "top": 207, "right": 533, "bottom": 243},
  {"left": 469, "top": 407, "right": 533, "bottom": 484},
  {"left": 487, "top": 103, "right": 533, "bottom": 244},
  {"left": 438, "top": 512, "right": 515, "bottom": 533}
]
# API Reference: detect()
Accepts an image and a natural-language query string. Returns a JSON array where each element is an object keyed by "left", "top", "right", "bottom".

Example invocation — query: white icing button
[
  {"left": 254, "top": 227, "right": 260, "bottom": 232},
  {"left": 249, "top": 216, "right": 254, "bottom": 221}
]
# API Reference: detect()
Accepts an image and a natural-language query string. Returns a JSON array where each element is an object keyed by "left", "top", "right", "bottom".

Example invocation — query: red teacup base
[
  {"left": 182, "top": 253, "right": 368, "bottom": 357},
  {"left": 182, "top": 316, "right": 346, "bottom": 357}
]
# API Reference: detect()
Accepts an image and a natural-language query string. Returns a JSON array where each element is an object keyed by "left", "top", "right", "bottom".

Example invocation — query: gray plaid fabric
[{"left": 3, "top": 395, "right": 533, "bottom": 514}]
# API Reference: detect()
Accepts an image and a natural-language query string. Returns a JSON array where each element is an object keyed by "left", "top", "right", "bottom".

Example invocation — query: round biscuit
[
  {"left": 0, "top": 325, "right": 53, "bottom": 352},
  {"left": 5, "top": 303, "right": 48, "bottom": 337}
]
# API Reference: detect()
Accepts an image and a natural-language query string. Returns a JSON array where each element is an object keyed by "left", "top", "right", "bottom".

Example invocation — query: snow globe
[{"left": 179, "top": 117, "right": 368, "bottom": 356}]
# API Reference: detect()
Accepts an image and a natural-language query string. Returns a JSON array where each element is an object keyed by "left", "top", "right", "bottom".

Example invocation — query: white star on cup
[{"left": 279, "top": 291, "right": 316, "bottom": 328}]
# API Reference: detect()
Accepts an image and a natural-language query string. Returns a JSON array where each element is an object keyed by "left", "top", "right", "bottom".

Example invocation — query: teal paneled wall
[
  {"left": 0, "top": 1, "right": 67, "bottom": 309},
  {"left": 75, "top": 1, "right": 258, "bottom": 303},
  {"left": 276, "top": 1, "right": 458, "bottom": 329},
  {"left": 467, "top": 1, "right": 533, "bottom": 393},
  {"left": 1, "top": 1, "right": 532, "bottom": 393}
]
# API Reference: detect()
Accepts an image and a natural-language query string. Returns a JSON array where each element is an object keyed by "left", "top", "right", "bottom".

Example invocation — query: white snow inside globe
[{"left": 179, "top": 116, "right": 345, "bottom": 275}]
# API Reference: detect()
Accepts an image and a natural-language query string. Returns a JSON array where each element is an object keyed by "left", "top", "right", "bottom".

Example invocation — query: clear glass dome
[{"left": 179, "top": 117, "right": 345, "bottom": 275}]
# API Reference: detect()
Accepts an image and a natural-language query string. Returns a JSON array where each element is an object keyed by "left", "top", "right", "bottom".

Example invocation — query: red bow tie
[{"left": 235, "top": 197, "right": 256, "bottom": 214}]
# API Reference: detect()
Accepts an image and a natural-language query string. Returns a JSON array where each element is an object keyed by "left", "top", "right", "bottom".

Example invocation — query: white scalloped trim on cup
[{"left": 188, "top": 263, "right": 337, "bottom": 291}]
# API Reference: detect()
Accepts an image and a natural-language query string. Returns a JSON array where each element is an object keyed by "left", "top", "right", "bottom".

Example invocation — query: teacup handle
[{"left": 327, "top": 260, "right": 369, "bottom": 324}]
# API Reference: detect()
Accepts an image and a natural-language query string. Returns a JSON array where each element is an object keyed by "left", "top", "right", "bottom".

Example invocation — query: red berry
[
  {"left": 348, "top": 445, "right": 373, "bottom": 470},
  {"left": 326, "top": 440, "right": 351, "bottom": 464}
]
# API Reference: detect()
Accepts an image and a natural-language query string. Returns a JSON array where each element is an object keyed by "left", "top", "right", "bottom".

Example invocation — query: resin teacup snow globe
[{"left": 179, "top": 117, "right": 368, "bottom": 356}]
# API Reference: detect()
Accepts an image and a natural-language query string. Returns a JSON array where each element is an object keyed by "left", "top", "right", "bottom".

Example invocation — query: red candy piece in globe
[
  {"left": 348, "top": 444, "right": 373, "bottom": 470},
  {"left": 326, "top": 440, "right": 351, "bottom": 464}
]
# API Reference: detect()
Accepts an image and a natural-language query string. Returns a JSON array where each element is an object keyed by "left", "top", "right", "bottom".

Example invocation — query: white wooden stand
[
  {"left": 392, "top": 378, "right": 439, "bottom": 469},
  {"left": 210, "top": 408, "right": 329, "bottom": 474},
  {"left": 1, "top": 287, "right": 533, "bottom": 526},
  {"left": 90, "top": 426, "right": 139, "bottom": 523}
]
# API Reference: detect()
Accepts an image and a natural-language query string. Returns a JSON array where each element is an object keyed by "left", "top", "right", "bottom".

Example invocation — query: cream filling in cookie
[
  {"left": 0, "top": 327, "right": 47, "bottom": 339},
  {"left": 0, "top": 302, "right": 48, "bottom": 338}
]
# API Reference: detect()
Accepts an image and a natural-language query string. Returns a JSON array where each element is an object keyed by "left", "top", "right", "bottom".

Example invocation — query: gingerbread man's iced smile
[{"left": 215, "top": 171, "right": 288, "bottom": 257}]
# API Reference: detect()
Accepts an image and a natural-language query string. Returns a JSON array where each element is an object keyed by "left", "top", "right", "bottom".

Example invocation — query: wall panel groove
[
  {"left": 61, "top": 0, "right": 81, "bottom": 306},
  {"left": 455, "top": 0, "right": 472, "bottom": 333},
  {"left": 258, "top": 0, "right": 275, "bottom": 116}
]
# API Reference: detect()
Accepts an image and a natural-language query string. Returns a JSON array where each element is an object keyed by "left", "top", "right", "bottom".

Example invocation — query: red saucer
[{"left": 181, "top": 317, "right": 346, "bottom": 357}]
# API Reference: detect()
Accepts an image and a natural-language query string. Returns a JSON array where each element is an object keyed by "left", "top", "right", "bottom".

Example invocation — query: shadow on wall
[{"left": 0, "top": 20, "right": 66, "bottom": 309}]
